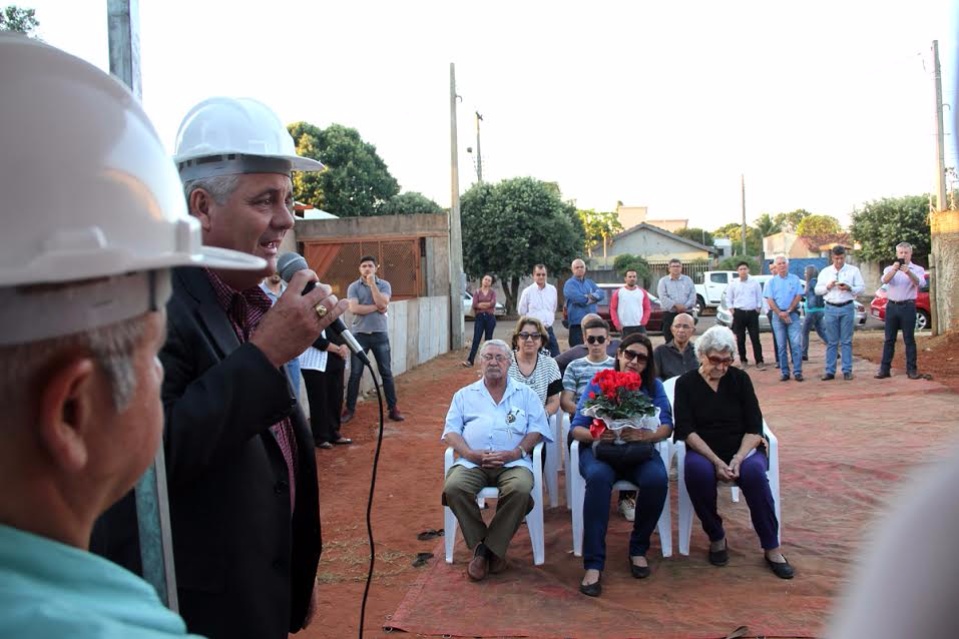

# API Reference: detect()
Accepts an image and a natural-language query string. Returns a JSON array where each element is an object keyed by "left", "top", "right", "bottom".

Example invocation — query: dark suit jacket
[{"left": 161, "top": 267, "right": 321, "bottom": 639}]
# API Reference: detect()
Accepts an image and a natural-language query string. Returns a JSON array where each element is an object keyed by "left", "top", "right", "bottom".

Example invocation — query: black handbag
[{"left": 592, "top": 440, "right": 655, "bottom": 471}]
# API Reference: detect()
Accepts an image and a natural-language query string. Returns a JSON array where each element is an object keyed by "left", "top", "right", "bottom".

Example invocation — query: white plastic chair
[
  {"left": 544, "top": 412, "right": 563, "bottom": 508},
  {"left": 569, "top": 438, "right": 673, "bottom": 558},
  {"left": 443, "top": 442, "right": 546, "bottom": 565},
  {"left": 662, "top": 376, "right": 782, "bottom": 556}
]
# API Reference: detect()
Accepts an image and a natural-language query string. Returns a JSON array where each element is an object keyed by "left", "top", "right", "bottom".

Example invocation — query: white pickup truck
[{"left": 694, "top": 270, "right": 740, "bottom": 310}]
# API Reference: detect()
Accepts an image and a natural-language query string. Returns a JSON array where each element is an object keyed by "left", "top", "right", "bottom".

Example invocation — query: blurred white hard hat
[
  {"left": 174, "top": 97, "right": 325, "bottom": 180},
  {"left": 0, "top": 35, "right": 264, "bottom": 344}
]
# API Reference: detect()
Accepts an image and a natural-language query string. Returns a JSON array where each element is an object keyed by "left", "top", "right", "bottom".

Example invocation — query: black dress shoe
[
  {"left": 708, "top": 540, "right": 729, "bottom": 566},
  {"left": 579, "top": 575, "right": 602, "bottom": 597},
  {"left": 820, "top": 373, "right": 835, "bottom": 381},
  {"left": 629, "top": 557, "right": 651, "bottom": 579},
  {"left": 907, "top": 371, "right": 921, "bottom": 380},
  {"left": 843, "top": 372, "right": 854, "bottom": 381},
  {"left": 765, "top": 555, "right": 795, "bottom": 580},
  {"left": 874, "top": 371, "right": 891, "bottom": 379},
  {"left": 793, "top": 374, "right": 804, "bottom": 382},
  {"left": 779, "top": 374, "right": 790, "bottom": 382}
]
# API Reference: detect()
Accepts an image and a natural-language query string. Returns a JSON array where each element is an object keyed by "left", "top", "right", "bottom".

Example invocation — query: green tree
[
  {"left": 287, "top": 121, "right": 399, "bottom": 217},
  {"left": 377, "top": 191, "right": 444, "bottom": 215},
  {"left": 0, "top": 5, "right": 39, "bottom": 36},
  {"left": 578, "top": 209, "right": 623, "bottom": 257},
  {"left": 673, "top": 227, "right": 714, "bottom": 246},
  {"left": 796, "top": 214, "right": 841, "bottom": 237},
  {"left": 773, "top": 209, "right": 811, "bottom": 233},
  {"left": 612, "top": 254, "right": 652, "bottom": 287},
  {"left": 850, "top": 195, "right": 931, "bottom": 262},
  {"left": 713, "top": 223, "right": 762, "bottom": 256},
  {"left": 462, "top": 177, "right": 585, "bottom": 313},
  {"left": 718, "top": 256, "right": 759, "bottom": 273},
  {"left": 753, "top": 213, "right": 783, "bottom": 238}
]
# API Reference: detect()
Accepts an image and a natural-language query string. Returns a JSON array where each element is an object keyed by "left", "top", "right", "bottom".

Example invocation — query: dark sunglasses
[
  {"left": 707, "top": 355, "right": 734, "bottom": 366},
  {"left": 621, "top": 349, "right": 648, "bottom": 362},
  {"left": 586, "top": 335, "right": 607, "bottom": 345},
  {"left": 518, "top": 332, "right": 542, "bottom": 341}
]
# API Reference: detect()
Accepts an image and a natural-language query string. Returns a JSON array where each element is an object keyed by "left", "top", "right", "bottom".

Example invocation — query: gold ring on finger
[{"left": 314, "top": 303, "right": 328, "bottom": 319}]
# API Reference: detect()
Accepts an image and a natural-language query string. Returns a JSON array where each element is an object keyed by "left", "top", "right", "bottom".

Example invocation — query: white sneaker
[{"left": 618, "top": 497, "right": 636, "bottom": 522}]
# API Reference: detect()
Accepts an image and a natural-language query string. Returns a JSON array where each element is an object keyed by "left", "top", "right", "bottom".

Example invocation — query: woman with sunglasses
[
  {"left": 507, "top": 316, "right": 562, "bottom": 417},
  {"left": 673, "top": 326, "right": 794, "bottom": 579},
  {"left": 569, "top": 333, "right": 672, "bottom": 597}
]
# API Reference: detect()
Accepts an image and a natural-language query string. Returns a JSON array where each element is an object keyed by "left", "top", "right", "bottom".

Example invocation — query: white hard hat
[
  {"left": 0, "top": 35, "right": 265, "bottom": 345},
  {"left": 174, "top": 97, "right": 325, "bottom": 180}
]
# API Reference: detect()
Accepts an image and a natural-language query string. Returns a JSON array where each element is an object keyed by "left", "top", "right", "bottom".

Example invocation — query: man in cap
[
  {"left": 0, "top": 36, "right": 274, "bottom": 636},
  {"left": 135, "top": 97, "right": 344, "bottom": 638}
]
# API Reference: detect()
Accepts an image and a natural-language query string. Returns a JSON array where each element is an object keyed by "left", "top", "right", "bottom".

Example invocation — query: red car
[{"left": 870, "top": 278, "right": 931, "bottom": 331}]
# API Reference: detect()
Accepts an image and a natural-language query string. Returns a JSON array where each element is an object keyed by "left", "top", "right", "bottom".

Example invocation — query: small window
[{"left": 710, "top": 273, "right": 727, "bottom": 283}]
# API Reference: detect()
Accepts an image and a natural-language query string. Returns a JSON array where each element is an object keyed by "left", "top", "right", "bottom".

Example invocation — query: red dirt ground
[{"left": 852, "top": 330, "right": 959, "bottom": 393}]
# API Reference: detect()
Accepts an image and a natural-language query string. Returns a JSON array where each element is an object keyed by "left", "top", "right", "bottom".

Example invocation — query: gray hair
[
  {"left": 773, "top": 254, "right": 789, "bottom": 264},
  {"left": 0, "top": 314, "right": 148, "bottom": 419},
  {"left": 183, "top": 174, "right": 241, "bottom": 208},
  {"left": 694, "top": 326, "right": 736, "bottom": 359},
  {"left": 896, "top": 242, "right": 913, "bottom": 251},
  {"left": 480, "top": 339, "right": 511, "bottom": 358}
]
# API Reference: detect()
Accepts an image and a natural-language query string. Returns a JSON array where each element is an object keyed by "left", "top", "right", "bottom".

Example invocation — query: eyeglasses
[
  {"left": 481, "top": 354, "right": 510, "bottom": 363},
  {"left": 518, "top": 332, "right": 542, "bottom": 341},
  {"left": 586, "top": 335, "right": 607, "bottom": 345},
  {"left": 621, "top": 349, "right": 648, "bottom": 362},
  {"left": 707, "top": 355, "right": 734, "bottom": 366}
]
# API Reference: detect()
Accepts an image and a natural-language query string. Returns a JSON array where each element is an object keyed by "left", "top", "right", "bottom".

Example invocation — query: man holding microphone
[{"left": 875, "top": 242, "right": 926, "bottom": 380}]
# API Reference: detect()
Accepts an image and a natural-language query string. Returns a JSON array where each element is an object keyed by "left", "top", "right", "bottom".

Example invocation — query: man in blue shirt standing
[
  {"left": 442, "top": 340, "right": 552, "bottom": 581},
  {"left": 765, "top": 255, "right": 805, "bottom": 381},
  {"left": 563, "top": 258, "right": 605, "bottom": 347}
]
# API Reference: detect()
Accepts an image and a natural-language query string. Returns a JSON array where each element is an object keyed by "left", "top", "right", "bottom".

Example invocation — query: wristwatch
[{"left": 517, "top": 446, "right": 528, "bottom": 460}]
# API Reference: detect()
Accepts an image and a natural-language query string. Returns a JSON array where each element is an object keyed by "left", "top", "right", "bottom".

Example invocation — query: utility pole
[
  {"left": 740, "top": 174, "right": 747, "bottom": 255},
  {"left": 107, "top": 0, "right": 179, "bottom": 612},
  {"left": 933, "top": 40, "right": 947, "bottom": 212},
  {"left": 448, "top": 63, "right": 465, "bottom": 350},
  {"left": 474, "top": 111, "right": 484, "bottom": 183}
]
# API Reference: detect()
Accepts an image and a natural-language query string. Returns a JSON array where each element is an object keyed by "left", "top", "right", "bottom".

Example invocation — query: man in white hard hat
[
  {"left": 0, "top": 36, "right": 278, "bottom": 637},
  {"left": 136, "top": 96, "right": 345, "bottom": 639}
]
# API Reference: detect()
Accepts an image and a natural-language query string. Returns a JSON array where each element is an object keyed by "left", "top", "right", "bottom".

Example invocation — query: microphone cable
[{"left": 356, "top": 358, "right": 384, "bottom": 639}]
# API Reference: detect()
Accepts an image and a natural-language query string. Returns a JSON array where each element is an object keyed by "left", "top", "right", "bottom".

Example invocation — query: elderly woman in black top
[{"left": 673, "top": 326, "right": 794, "bottom": 579}]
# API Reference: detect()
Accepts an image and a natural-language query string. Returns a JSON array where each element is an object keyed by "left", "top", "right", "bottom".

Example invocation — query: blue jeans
[
  {"left": 579, "top": 446, "right": 668, "bottom": 571},
  {"left": 466, "top": 313, "right": 496, "bottom": 365},
  {"left": 345, "top": 332, "right": 398, "bottom": 411},
  {"left": 771, "top": 311, "right": 802, "bottom": 377},
  {"left": 802, "top": 310, "right": 827, "bottom": 359},
  {"left": 880, "top": 300, "right": 917, "bottom": 374},
  {"left": 546, "top": 326, "right": 560, "bottom": 357},
  {"left": 823, "top": 303, "right": 855, "bottom": 375}
]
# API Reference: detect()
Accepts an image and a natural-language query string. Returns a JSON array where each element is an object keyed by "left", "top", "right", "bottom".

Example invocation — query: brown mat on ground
[{"left": 386, "top": 367, "right": 959, "bottom": 638}]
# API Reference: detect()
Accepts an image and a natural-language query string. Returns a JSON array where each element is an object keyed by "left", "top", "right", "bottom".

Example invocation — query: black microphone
[{"left": 276, "top": 252, "right": 369, "bottom": 366}]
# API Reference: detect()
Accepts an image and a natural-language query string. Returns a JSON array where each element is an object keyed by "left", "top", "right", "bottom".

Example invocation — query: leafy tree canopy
[
  {"left": 753, "top": 213, "right": 783, "bottom": 238},
  {"left": 612, "top": 254, "right": 652, "bottom": 285},
  {"left": 773, "top": 209, "right": 812, "bottom": 233},
  {"left": 462, "top": 177, "right": 585, "bottom": 313},
  {"left": 713, "top": 223, "right": 763, "bottom": 256},
  {"left": 288, "top": 121, "right": 399, "bottom": 217},
  {"left": 378, "top": 191, "right": 444, "bottom": 215},
  {"left": 718, "top": 256, "right": 759, "bottom": 273},
  {"left": 796, "top": 214, "right": 841, "bottom": 238},
  {"left": 850, "top": 195, "right": 931, "bottom": 262},
  {"left": 673, "top": 227, "right": 714, "bottom": 246},
  {"left": 0, "top": 5, "right": 39, "bottom": 36},
  {"left": 578, "top": 209, "right": 623, "bottom": 255}
]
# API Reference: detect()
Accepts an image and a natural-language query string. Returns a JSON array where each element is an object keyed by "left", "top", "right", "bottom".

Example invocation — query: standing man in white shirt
[
  {"left": 518, "top": 264, "right": 560, "bottom": 356},
  {"left": 610, "top": 269, "right": 651, "bottom": 338},
  {"left": 725, "top": 261, "right": 766, "bottom": 370},
  {"left": 815, "top": 246, "right": 865, "bottom": 381},
  {"left": 876, "top": 242, "right": 926, "bottom": 380}
]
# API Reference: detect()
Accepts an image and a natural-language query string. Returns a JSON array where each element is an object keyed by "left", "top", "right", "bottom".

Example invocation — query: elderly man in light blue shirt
[
  {"left": 442, "top": 339, "right": 552, "bottom": 581},
  {"left": 765, "top": 255, "right": 805, "bottom": 381}
]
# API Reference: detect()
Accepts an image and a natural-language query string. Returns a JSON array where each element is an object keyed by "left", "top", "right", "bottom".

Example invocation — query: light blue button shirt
[
  {"left": 0, "top": 524, "right": 204, "bottom": 638},
  {"left": 764, "top": 273, "right": 804, "bottom": 312},
  {"left": 442, "top": 378, "right": 553, "bottom": 472}
]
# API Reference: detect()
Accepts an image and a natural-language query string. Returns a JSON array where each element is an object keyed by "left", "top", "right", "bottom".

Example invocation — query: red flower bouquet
[{"left": 582, "top": 369, "right": 658, "bottom": 437}]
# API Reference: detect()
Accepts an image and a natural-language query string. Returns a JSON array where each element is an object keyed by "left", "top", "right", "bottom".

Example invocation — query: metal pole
[
  {"left": 449, "top": 63, "right": 465, "bottom": 350},
  {"left": 933, "top": 40, "right": 947, "bottom": 212},
  {"left": 475, "top": 112, "right": 484, "bottom": 183},
  {"left": 107, "top": 0, "right": 178, "bottom": 612},
  {"left": 740, "top": 174, "right": 747, "bottom": 255}
]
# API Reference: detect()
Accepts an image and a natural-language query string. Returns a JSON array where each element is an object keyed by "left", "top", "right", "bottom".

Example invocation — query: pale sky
[{"left": 22, "top": 0, "right": 959, "bottom": 230}]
